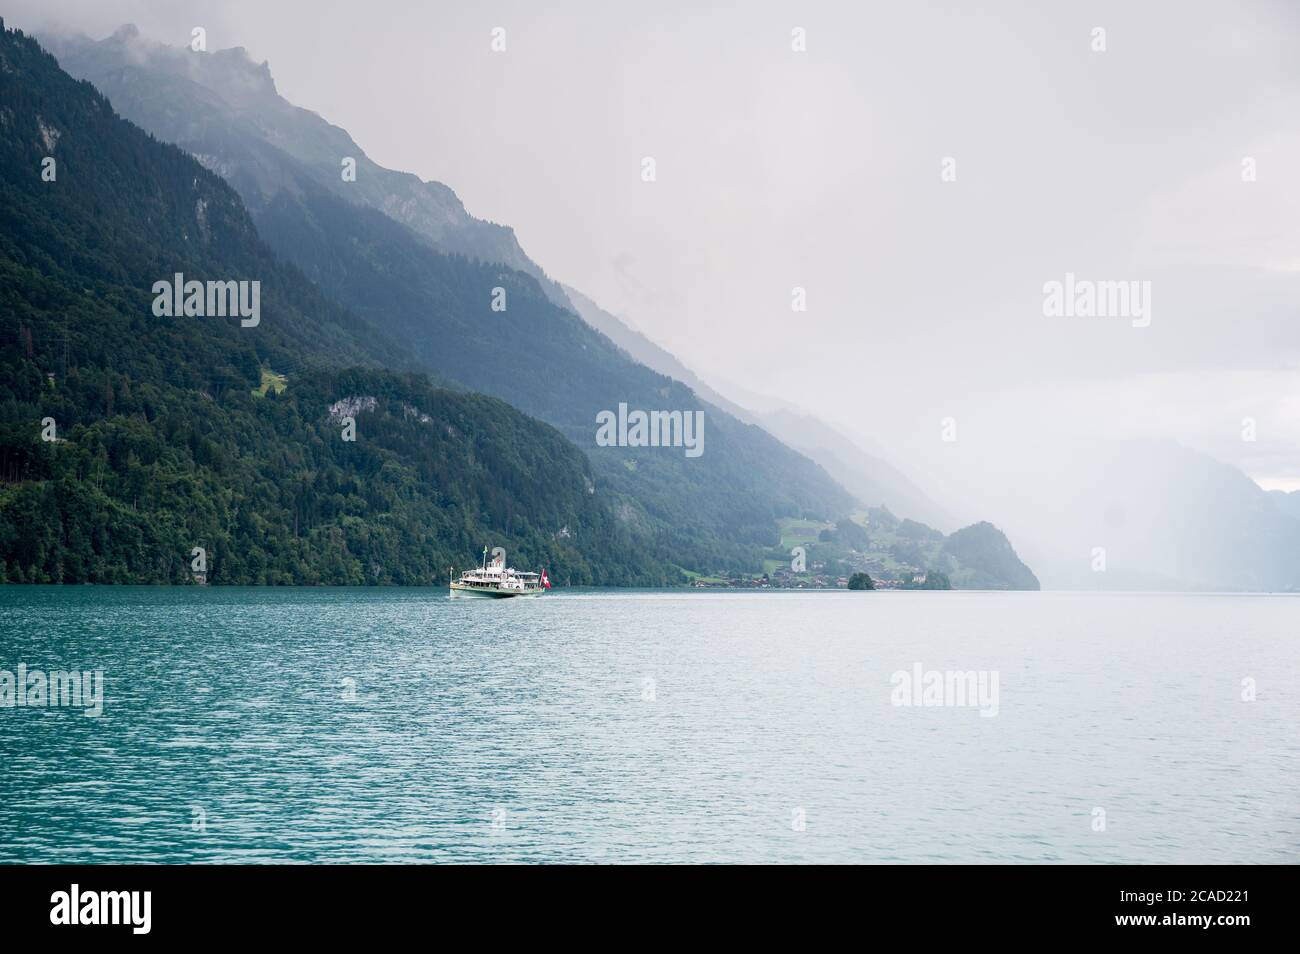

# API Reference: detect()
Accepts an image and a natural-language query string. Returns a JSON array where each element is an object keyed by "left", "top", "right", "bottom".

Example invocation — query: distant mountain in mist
[
  {"left": 755, "top": 408, "right": 957, "bottom": 532},
  {"left": 1001, "top": 441, "right": 1300, "bottom": 592},
  {"left": 562, "top": 284, "right": 956, "bottom": 529},
  {"left": 1268, "top": 489, "right": 1300, "bottom": 521},
  {"left": 561, "top": 284, "right": 758, "bottom": 420}
]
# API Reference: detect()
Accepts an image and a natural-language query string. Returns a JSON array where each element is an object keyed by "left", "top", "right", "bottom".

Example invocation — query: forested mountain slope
[
  {"left": 0, "top": 20, "right": 662, "bottom": 585},
  {"left": 51, "top": 27, "right": 857, "bottom": 574}
]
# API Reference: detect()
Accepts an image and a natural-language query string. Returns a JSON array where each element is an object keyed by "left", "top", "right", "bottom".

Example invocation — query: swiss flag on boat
[{"left": 540, "top": 569, "right": 551, "bottom": 589}]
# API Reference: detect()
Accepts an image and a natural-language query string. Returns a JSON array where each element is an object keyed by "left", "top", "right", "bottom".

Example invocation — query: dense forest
[{"left": 0, "top": 21, "right": 666, "bottom": 585}]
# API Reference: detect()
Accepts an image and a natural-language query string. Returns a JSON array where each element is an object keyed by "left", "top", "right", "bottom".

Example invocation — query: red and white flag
[{"left": 540, "top": 569, "right": 551, "bottom": 589}]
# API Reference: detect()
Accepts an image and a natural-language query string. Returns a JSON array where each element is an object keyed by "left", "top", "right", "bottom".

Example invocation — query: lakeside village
[
  {"left": 690, "top": 566, "right": 948, "bottom": 590},
  {"left": 688, "top": 513, "right": 954, "bottom": 591}
]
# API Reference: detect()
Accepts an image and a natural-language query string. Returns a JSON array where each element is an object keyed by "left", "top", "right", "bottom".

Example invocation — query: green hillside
[{"left": 0, "top": 20, "right": 662, "bottom": 585}]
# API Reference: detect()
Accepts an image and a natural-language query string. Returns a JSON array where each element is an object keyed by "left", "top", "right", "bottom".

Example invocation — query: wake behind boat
[{"left": 450, "top": 547, "right": 550, "bottom": 598}]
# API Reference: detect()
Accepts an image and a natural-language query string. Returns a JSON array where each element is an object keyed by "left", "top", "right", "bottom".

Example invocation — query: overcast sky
[{"left": 9, "top": 0, "right": 1299, "bottom": 505}]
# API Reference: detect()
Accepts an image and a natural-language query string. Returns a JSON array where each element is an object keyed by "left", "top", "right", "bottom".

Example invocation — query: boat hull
[{"left": 450, "top": 583, "right": 543, "bottom": 599}]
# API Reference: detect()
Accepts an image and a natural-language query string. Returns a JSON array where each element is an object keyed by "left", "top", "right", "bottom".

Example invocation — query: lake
[{"left": 0, "top": 587, "right": 1295, "bottom": 863}]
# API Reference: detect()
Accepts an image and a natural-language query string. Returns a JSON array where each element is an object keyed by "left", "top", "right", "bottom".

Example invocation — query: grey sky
[{"left": 10, "top": 0, "right": 1299, "bottom": 507}]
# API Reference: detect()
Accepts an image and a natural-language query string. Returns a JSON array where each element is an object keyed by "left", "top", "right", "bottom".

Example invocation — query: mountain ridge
[
  {"left": 34, "top": 23, "right": 1043, "bottom": 587},
  {"left": 47, "top": 25, "right": 878, "bottom": 577},
  {"left": 562, "top": 283, "right": 958, "bottom": 529},
  {"left": 47, "top": 24, "right": 575, "bottom": 308}
]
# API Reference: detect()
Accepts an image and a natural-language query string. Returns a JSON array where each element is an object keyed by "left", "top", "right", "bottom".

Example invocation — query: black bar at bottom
[{"left": 0, "top": 864, "right": 1284, "bottom": 940}]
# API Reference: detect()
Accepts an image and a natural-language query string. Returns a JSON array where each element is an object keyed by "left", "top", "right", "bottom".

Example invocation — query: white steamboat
[{"left": 450, "top": 548, "right": 548, "bottom": 598}]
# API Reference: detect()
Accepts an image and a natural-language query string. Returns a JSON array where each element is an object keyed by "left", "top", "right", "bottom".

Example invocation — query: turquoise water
[{"left": 0, "top": 587, "right": 1295, "bottom": 864}]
